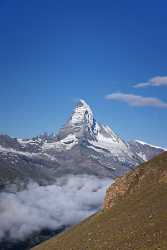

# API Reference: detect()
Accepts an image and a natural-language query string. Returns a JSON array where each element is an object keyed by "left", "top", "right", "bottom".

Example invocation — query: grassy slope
[{"left": 33, "top": 152, "right": 167, "bottom": 250}]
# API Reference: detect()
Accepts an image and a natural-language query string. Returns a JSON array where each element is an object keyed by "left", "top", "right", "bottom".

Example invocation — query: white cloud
[
  {"left": 0, "top": 175, "right": 112, "bottom": 241},
  {"left": 105, "top": 92, "right": 167, "bottom": 108},
  {"left": 133, "top": 76, "right": 167, "bottom": 88}
]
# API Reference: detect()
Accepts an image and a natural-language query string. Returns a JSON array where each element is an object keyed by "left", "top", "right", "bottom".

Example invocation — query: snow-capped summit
[
  {"left": 56, "top": 100, "right": 126, "bottom": 147},
  {"left": 69, "top": 99, "right": 94, "bottom": 126},
  {"left": 55, "top": 100, "right": 119, "bottom": 145},
  {"left": 46, "top": 100, "right": 142, "bottom": 175},
  {"left": 56, "top": 99, "right": 98, "bottom": 141},
  {"left": 57, "top": 100, "right": 120, "bottom": 142}
]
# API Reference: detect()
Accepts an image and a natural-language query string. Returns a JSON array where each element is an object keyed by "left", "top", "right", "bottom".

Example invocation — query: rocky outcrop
[
  {"left": 104, "top": 151, "right": 167, "bottom": 209},
  {"left": 104, "top": 171, "right": 142, "bottom": 209}
]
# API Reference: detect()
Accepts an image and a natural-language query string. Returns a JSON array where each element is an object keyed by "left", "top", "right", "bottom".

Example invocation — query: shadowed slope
[{"left": 33, "top": 152, "right": 167, "bottom": 250}]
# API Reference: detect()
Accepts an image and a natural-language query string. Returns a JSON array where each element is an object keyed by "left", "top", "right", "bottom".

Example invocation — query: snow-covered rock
[{"left": 128, "top": 140, "right": 166, "bottom": 161}]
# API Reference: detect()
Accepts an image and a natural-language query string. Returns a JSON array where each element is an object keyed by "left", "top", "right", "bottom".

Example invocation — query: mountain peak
[
  {"left": 70, "top": 99, "right": 93, "bottom": 126},
  {"left": 56, "top": 100, "right": 126, "bottom": 147},
  {"left": 77, "top": 99, "right": 89, "bottom": 107},
  {"left": 55, "top": 100, "right": 96, "bottom": 141}
]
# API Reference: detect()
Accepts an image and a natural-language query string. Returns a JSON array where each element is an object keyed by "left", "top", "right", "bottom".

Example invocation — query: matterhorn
[{"left": 0, "top": 100, "right": 165, "bottom": 187}]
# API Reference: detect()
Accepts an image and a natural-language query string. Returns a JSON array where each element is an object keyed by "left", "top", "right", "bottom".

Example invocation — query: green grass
[{"left": 33, "top": 152, "right": 167, "bottom": 250}]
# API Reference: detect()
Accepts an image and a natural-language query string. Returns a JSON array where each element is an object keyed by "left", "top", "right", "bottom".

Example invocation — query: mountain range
[{"left": 0, "top": 100, "right": 165, "bottom": 189}]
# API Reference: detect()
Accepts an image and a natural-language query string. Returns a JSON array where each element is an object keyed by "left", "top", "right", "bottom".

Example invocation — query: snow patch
[
  {"left": 69, "top": 100, "right": 94, "bottom": 127},
  {"left": 135, "top": 140, "right": 166, "bottom": 150},
  {"left": 0, "top": 145, "right": 56, "bottom": 161},
  {"left": 42, "top": 134, "right": 78, "bottom": 152},
  {"left": 137, "top": 152, "right": 147, "bottom": 161}
]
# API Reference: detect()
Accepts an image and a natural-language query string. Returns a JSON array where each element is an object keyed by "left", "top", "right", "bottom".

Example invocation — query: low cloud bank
[{"left": 0, "top": 175, "right": 112, "bottom": 241}]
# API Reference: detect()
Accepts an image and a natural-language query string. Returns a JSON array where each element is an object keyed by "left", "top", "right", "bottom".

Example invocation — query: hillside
[{"left": 33, "top": 151, "right": 167, "bottom": 250}]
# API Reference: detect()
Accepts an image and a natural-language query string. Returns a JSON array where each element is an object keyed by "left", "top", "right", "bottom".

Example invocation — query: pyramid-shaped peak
[
  {"left": 71, "top": 99, "right": 93, "bottom": 125},
  {"left": 56, "top": 99, "right": 96, "bottom": 141},
  {"left": 76, "top": 99, "right": 91, "bottom": 109},
  {"left": 56, "top": 99, "right": 125, "bottom": 145}
]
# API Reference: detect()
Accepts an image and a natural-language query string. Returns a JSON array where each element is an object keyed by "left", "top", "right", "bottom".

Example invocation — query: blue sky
[{"left": 0, "top": 0, "right": 167, "bottom": 147}]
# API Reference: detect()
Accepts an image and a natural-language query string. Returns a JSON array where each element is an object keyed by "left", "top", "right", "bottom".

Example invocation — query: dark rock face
[{"left": 0, "top": 134, "right": 21, "bottom": 150}]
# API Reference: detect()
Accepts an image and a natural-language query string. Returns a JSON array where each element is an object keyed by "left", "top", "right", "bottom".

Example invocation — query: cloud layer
[
  {"left": 106, "top": 92, "right": 167, "bottom": 108},
  {"left": 0, "top": 175, "right": 112, "bottom": 241},
  {"left": 133, "top": 76, "right": 167, "bottom": 88}
]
